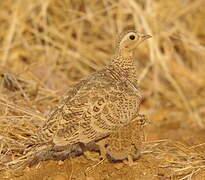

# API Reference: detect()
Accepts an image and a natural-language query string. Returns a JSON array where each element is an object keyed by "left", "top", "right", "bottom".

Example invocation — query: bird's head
[{"left": 117, "top": 30, "right": 152, "bottom": 53}]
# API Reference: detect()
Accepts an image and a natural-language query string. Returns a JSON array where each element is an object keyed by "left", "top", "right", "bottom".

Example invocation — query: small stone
[{"left": 58, "top": 160, "right": 64, "bottom": 165}]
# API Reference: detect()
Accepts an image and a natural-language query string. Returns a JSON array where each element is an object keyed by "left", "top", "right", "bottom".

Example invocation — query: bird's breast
[{"left": 89, "top": 80, "right": 142, "bottom": 134}]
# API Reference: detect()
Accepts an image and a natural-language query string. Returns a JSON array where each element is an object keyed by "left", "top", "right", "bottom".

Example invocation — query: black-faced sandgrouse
[{"left": 38, "top": 30, "right": 151, "bottom": 148}]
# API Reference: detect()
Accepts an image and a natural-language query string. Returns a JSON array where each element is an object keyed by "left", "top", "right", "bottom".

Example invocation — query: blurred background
[{"left": 0, "top": 0, "right": 205, "bottom": 179}]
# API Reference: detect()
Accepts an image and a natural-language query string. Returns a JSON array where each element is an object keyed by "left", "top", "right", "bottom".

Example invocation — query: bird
[
  {"left": 102, "top": 113, "right": 148, "bottom": 165},
  {"left": 37, "top": 30, "right": 151, "bottom": 147},
  {"left": 6, "top": 30, "right": 151, "bottom": 168}
]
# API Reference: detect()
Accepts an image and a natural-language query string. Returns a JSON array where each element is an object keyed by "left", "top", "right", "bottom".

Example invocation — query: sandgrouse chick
[
  {"left": 103, "top": 114, "right": 147, "bottom": 165},
  {"left": 33, "top": 30, "right": 151, "bottom": 160}
]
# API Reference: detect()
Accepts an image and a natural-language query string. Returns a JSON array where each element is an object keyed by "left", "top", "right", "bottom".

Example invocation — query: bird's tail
[
  {"left": 0, "top": 142, "right": 52, "bottom": 172},
  {"left": 1, "top": 139, "right": 84, "bottom": 172}
]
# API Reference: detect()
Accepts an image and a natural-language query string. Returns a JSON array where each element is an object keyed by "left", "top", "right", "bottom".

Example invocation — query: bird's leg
[
  {"left": 83, "top": 139, "right": 107, "bottom": 161},
  {"left": 96, "top": 139, "right": 107, "bottom": 160},
  {"left": 126, "top": 154, "right": 134, "bottom": 166},
  {"left": 82, "top": 139, "right": 108, "bottom": 161},
  {"left": 123, "top": 145, "right": 141, "bottom": 166},
  {"left": 84, "top": 141, "right": 107, "bottom": 176},
  {"left": 83, "top": 141, "right": 101, "bottom": 161}
]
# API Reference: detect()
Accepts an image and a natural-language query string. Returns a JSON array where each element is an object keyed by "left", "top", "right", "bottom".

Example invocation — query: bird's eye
[{"left": 129, "top": 35, "right": 135, "bottom": 40}]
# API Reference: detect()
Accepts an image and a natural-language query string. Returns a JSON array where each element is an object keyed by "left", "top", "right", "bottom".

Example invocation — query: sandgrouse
[
  {"left": 38, "top": 30, "right": 151, "bottom": 146},
  {"left": 19, "top": 30, "right": 151, "bottom": 167}
]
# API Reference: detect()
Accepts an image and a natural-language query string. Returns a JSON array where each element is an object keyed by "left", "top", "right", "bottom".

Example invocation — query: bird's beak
[
  {"left": 136, "top": 34, "right": 152, "bottom": 45},
  {"left": 141, "top": 34, "right": 152, "bottom": 40}
]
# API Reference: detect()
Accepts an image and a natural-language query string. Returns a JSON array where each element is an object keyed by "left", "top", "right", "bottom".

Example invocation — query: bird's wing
[
  {"left": 38, "top": 74, "right": 90, "bottom": 141},
  {"left": 39, "top": 69, "right": 114, "bottom": 146}
]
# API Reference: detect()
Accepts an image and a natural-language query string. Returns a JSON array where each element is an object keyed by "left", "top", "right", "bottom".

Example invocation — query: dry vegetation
[{"left": 0, "top": 0, "right": 205, "bottom": 179}]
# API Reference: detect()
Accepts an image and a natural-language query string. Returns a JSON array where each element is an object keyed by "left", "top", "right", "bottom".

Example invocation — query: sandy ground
[{"left": 1, "top": 108, "right": 205, "bottom": 180}]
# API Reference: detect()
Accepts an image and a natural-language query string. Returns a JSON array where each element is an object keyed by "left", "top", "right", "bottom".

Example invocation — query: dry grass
[
  {"left": 142, "top": 140, "right": 205, "bottom": 179},
  {"left": 0, "top": 0, "right": 205, "bottom": 179}
]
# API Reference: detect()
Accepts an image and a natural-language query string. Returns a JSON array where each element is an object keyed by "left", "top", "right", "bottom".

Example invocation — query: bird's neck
[{"left": 111, "top": 49, "right": 137, "bottom": 82}]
